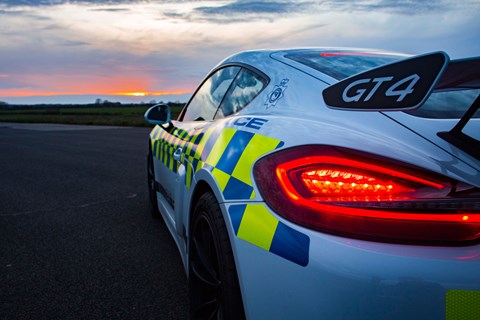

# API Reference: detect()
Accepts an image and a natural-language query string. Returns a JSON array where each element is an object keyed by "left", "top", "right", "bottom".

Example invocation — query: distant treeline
[{"left": 0, "top": 101, "right": 186, "bottom": 126}]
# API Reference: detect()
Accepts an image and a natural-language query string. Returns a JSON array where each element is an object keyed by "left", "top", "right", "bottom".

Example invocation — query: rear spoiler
[
  {"left": 323, "top": 52, "right": 480, "bottom": 111},
  {"left": 323, "top": 51, "right": 480, "bottom": 160},
  {"left": 435, "top": 56, "right": 480, "bottom": 91},
  {"left": 436, "top": 58, "right": 480, "bottom": 160}
]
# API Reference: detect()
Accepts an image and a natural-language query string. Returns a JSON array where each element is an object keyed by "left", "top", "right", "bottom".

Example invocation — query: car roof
[
  {"left": 220, "top": 47, "right": 409, "bottom": 84},
  {"left": 224, "top": 47, "right": 408, "bottom": 63}
]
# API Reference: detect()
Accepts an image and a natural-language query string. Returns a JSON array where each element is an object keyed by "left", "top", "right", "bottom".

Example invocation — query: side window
[
  {"left": 183, "top": 66, "right": 240, "bottom": 121},
  {"left": 215, "top": 68, "right": 267, "bottom": 119}
]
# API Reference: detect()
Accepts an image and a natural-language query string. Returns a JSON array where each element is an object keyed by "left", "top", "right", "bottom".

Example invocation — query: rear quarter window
[{"left": 285, "top": 51, "right": 402, "bottom": 80}]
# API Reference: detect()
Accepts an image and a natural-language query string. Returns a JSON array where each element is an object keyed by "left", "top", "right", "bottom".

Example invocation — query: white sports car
[{"left": 144, "top": 48, "right": 479, "bottom": 320}]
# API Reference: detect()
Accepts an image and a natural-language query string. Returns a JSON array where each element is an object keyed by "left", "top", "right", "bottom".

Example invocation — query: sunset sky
[{"left": 1, "top": 0, "right": 479, "bottom": 104}]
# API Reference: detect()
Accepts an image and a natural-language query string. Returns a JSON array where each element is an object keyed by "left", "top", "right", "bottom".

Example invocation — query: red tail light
[{"left": 254, "top": 145, "right": 480, "bottom": 245}]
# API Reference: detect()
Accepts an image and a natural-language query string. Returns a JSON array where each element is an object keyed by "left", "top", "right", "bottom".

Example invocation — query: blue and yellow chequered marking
[
  {"left": 229, "top": 204, "right": 310, "bottom": 266},
  {"left": 446, "top": 290, "right": 480, "bottom": 320},
  {"left": 151, "top": 124, "right": 284, "bottom": 200},
  {"left": 150, "top": 125, "right": 190, "bottom": 173},
  {"left": 150, "top": 124, "right": 308, "bottom": 265},
  {"left": 201, "top": 128, "right": 283, "bottom": 200}
]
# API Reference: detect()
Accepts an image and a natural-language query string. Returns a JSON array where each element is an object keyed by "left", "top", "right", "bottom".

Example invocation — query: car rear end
[{"left": 229, "top": 49, "right": 480, "bottom": 319}]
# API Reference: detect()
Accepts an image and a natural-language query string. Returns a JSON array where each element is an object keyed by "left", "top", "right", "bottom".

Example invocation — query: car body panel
[
  {"left": 147, "top": 48, "right": 480, "bottom": 319},
  {"left": 383, "top": 112, "right": 480, "bottom": 174},
  {"left": 226, "top": 203, "right": 480, "bottom": 319}
]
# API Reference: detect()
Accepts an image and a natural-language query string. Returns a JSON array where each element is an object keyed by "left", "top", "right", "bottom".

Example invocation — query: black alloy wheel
[{"left": 189, "top": 192, "right": 245, "bottom": 320}]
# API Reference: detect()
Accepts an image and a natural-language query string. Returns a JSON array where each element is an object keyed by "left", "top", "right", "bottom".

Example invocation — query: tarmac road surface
[{"left": 0, "top": 123, "right": 189, "bottom": 319}]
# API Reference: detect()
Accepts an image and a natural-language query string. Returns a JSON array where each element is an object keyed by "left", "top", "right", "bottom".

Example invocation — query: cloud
[
  {"left": 1, "top": 0, "right": 478, "bottom": 104},
  {"left": 0, "top": 0, "right": 142, "bottom": 6},
  {"left": 89, "top": 7, "right": 130, "bottom": 12},
  {"left": 315, "top": 0, "right": 480, "bottom": 15},
  {"left": 195, "top": 1, "right": 311, "bottom": 15},
  {"left": 58, "top": 40, "right": 90, "bottom": 46},
  {"left": 185, "top": 1, "right": 314, "bottom": 24}
]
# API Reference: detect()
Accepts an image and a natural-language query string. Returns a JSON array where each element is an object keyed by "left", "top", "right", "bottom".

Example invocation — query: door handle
[{"left": 173, "top": 147, "right": 182, "bottom": 161}]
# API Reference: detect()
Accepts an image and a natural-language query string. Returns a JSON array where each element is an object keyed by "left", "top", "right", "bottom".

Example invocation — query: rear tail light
[{"left": 254, "top": 145, "right": 480, "bottom": 245}]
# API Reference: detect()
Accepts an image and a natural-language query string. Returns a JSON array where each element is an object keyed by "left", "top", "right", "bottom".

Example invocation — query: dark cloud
[
  {"left": 318, "top": 0, "right": 473, "bottom": 14},
  {"left": 195, "top": 1, "right": 310, "bottom": 15},
  {"left": 183, "top": 1, "right": 314, "bottom": 24},
  {"left": 59, "top": 40, "right": 90, "bottom": 46},
  {"left": 192, "top": 0, "right": 468, "bottom": 18},
  {"left": 0, "top": 0, "right": 60, "bottom": 5},
  {"left": 0, "top": 0, "right": 144, "bottom": 6},
  {"left": 162, "top": 11, "right": 185, "bottom": 19},
  {"left": 89, "top": 7, "right": 130, "bottom": 12}
]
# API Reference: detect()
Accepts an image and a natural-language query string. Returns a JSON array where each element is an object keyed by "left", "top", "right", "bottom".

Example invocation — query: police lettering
[
  {"left": 234, "top": 117, "right": 268, "bottom": 130},
  {"left": 342, "top": 74, "right": 420, "bottom": 103}
]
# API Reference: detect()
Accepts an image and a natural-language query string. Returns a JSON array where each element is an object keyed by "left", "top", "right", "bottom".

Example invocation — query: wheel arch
[
  {"left": 186, "top": 179, "right": 230, "bottom": 270},
  {"left": 187, "top": 181, "right": 247, "bottom": 319},
  {"left": 187, "top": 174, "right": 226, "bottom": 237},
  {"left": 186, "top": 180, "right": 214, "bottom": 258}
]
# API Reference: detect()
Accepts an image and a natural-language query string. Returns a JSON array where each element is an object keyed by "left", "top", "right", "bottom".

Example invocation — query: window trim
[
  {"left": 178, "top": 63, "right": 270, "bottom": 121},
  {"left": 214, "top": 67, "right": 269, "bottom": 120}
]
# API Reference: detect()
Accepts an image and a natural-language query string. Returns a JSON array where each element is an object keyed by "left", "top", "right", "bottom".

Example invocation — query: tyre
[
  {"left": 147, "top": 145, "right": 161, "bottom": 219},
  {"left": 189, "top": 192, "right": 245, "bottom": 320}
]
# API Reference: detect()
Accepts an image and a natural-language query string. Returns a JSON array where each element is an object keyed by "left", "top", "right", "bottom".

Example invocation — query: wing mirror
[{"left": 144, "top": 104, "right": 171, "bottom": 125}]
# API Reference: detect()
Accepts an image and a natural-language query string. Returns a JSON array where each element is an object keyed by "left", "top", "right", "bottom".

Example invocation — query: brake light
[{"left": 254, "top": 145, "right": 480, "bottom": 244}]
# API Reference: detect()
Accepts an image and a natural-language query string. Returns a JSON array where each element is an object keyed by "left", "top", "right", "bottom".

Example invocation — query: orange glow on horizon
[
  {"left": 0, "top": 89, "right": 194, "bottom": 99},
  {"left": 0, "top": 74, "right": 194, "bottom": 100},
  {"left": 116, "top": 89, "right": 193, "bottom": 97}
]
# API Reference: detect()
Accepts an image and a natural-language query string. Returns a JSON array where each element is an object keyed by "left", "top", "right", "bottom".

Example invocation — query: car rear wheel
[
  {"left": 147, "top": 146, "right": 161, "bottom": 218},
  {"left": 189, "top": 192, "right": 245, "bottom": 320}
]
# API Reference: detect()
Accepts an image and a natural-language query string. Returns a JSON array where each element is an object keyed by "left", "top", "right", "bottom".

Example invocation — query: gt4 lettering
[
  {"left": 343, "top": 74, "right": 420, "bottom": 103},
  {"left": 323, "top": 51, "right": 448, "bottom": 110}
]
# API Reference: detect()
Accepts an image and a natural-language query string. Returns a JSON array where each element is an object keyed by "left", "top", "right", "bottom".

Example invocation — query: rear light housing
[{"left": 254, "top": 145, "right": 480, "bottom": 245}]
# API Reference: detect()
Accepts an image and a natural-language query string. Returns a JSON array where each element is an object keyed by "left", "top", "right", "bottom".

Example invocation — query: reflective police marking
[
  {"left": 265, "top": 78, "right": 289, "bottom": 109},
  {"left": 229, "top": 204, "right": 310, "bottom": 266},
  {"left": 233, "top": 117, "right": 268, "bottom": 130}
]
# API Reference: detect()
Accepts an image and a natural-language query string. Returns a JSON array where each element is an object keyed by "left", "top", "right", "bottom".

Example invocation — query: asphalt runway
[{"left": 0, "top": 123, "right": 188, "bottom": 319}]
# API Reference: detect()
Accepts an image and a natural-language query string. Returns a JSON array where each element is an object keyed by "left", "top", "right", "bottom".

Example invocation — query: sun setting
[
  {"left": 0, "top": 0, "right": 478, "bottom": 104},
  {"left": 122, "top": 92, "right": 147, "bottom": 97}
]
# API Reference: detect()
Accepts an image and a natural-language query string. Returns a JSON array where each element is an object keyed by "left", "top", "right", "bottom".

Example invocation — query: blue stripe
[
  {"left": 192, "top": 158, "right": 200, "bottom": 172},
  {"left": 223, "top": 176, "right": 253, "bottom": 200},
  {"left": 193, "top": 132, "right": 204, "bottom": 144},
  {"left": 152, "top": 140, "right": 158, "bottom": 157},
  {"left": 215, "top": 130, "right": 254, "bottom": 175},
  {"left": 228, "top": 205, "right": 246, "bottom": 234},
  {"left": 189, "top": 132, "right": 204, "bottom": 157},
  {"left": 270, "top": 222, "right": 310, "bottom": 267}
]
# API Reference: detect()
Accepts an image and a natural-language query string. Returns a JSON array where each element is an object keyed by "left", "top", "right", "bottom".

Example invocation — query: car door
[{"left": 152, "top": 66, "right": 241, "bottom": 231}]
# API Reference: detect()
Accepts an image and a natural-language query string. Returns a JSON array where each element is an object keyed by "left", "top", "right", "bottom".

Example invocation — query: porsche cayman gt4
[{"left": 145, "top": 48, "right": 480, "bottom": 320}]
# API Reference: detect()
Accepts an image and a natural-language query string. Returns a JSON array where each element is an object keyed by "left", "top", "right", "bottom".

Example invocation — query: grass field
[{"left": 0, "top": 103, "right": 184, "bottom": 127}]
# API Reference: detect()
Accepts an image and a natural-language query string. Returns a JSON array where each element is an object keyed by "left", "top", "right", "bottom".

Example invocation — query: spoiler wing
[
  {"left": 434, "top": 56, "right": 480, "bottom": 91},
  {"left": 322, "top": 52, "right": 449, "bottom": 111},
  {"left": 322, "top": 50, "right": 480, "bottom": 159},
  {"left": 323, "top": 52, "right": 480, "bottom": 111}
]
